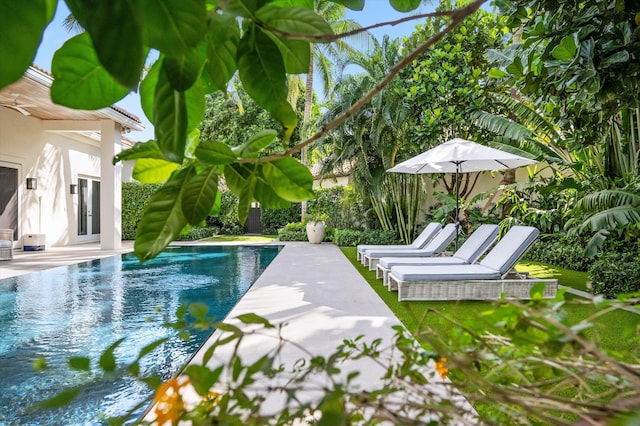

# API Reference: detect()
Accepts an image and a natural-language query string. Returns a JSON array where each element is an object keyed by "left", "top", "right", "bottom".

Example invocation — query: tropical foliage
[{"left": 0, "top": 0, "right": 490, "bottom": 262}]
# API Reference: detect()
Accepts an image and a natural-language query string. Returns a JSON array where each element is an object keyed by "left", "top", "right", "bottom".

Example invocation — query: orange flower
[
  {"left": 435, "top": 357, "right": 448, "bottom": 379},
  {"left": 151, "top": 376, "right": 189, "bottom": 425}
]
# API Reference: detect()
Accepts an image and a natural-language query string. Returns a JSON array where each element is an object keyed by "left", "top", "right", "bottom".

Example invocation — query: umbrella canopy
[
  {"left": 388, "top": 137, "right": 538, "bottom": 248},
  {"left": 387, "top": 137, "right": 537, "bottom": 174}
]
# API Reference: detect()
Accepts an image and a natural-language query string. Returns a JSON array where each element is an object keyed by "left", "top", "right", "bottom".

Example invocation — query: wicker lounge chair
[
  {"left": 363, "top": 223, "right": 458, "bottom": 271},
  {"left": 0, "top": 228, "right": 14, "bottom": 261},
  {"left": 356, "top": 222, "right": 442, "bottom": 265},
  {"left": 388, "top": 226, "right": 557, "bottom": 301},
  {"left": 376, "top": 224, "right": 500, "bottom": 289}
]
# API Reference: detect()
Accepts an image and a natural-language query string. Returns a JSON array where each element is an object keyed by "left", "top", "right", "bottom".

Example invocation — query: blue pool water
[{"left": 0, "top": 245, "right": 281, "bottom": 425}]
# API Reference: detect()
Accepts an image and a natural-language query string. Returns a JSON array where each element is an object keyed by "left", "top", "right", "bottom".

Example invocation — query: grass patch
[
  {"left": 518, "top": 260, "right": 590, "bottom": 292},
  {"left": 340, "top": 247, "right": 640, "bottom": 356},
  {"left": 201, "top": 235, "right": 277, "bottom": 243}
]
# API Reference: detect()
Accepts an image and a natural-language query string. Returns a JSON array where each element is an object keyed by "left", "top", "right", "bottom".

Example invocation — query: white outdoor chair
[{"left": 0, "top": 228, "right": 14, "bottom": 261}]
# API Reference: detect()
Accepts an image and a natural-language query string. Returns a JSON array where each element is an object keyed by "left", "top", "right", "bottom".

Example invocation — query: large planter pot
[{"left": 305, "top": 222, "right": 326, "bottom": 244}]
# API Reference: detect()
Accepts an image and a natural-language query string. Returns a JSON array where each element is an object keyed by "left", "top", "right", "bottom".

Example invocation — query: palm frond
[
  {"left": 574, "top": 189, "right": 640, "bottom": 211},
  {"left": 472, "top": 110, "right": 533, "bottom": 141},
  {"left": 579, "top": 205, "right": 640, "bottom": 232}
]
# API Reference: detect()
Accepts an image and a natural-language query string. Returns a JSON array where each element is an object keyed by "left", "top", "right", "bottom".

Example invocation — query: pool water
[{"left": 0, "top": 245, "right": 281, "bottom": 425}]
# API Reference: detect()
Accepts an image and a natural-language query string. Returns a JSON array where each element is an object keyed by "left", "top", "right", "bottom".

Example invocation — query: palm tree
[
  {"left": 299, "top": 0, "right": 370, "bottom": 213},
  {"left": 319, "top": 36, "right": 426, "bottom": 242}
]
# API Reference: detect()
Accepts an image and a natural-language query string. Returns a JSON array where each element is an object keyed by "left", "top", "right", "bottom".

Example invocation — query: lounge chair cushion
[
  {"left": 452, "top": 224, "right": 499, "bottom": 263},
  {"left": 378, "top": 255, "right": 467, "bottom": 269},
  {"left": 364, "top": 223, "right": 456, "bottom": 259},
  {"left": 0, "top": 240, "right": 12, "bottom": 248},
  {"left": 391, "top": 264, "right": 502, "bottom": 281},
  {"left": 357, "top": 222, "right": 442, "bottom": 253},
  {"left": 479, "top": 226, "right": 539, "bottom": 274}
]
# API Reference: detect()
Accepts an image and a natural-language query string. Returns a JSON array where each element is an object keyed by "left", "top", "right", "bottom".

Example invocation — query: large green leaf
[
  {"left": 222, "top": 0, "right": 262, "bottom": 17},
  {"left": 269, "top": 0, "right": 314, "bottom": 8},
  {"left": 224, "top": 163, "right": 250, "bottom": 195},
  {"left": 333, "top": 0, "right": 364, "bottom": 10},
  {"left": 154, "top": 63, "right": 188, "bottom": 164},
  {"left": 182, "top": 166, "right": 219, "bottom": 225},
  {"left": 163, "top": 48, "right": 202, "bottom": 91},
  {"left": 113, "top": 140, "right": 165, "bottom": 164},
  {"left": 234, "top": 129, "right": 277, "bottom": 157},
  {"left": 261, "top": 157, "right": 314, "bottom": 201},
  {"left": 51, "top": 34, "right": 130, "bottom": 110},
  {"left": 135, "top": 168, "right": 194, "bottom": 261},
  {"left": 140, "top": 59, "right": 162, "bottom": 123},
  {"left": 196, "top": 141, "right": 237, "bottom": 165},
  {"left": 255, "top": 6, "right": 333, "bottom": 40},
  {"left": 76, "top": 0, "right": 145, "bottom": 89},
  {"left": 132, "top": 159, "right": 180, "bottom": 183},
  {"left": 206, "top": 13, "right": 240, "bottom": 92},
  {"left": 224, "top": 163, "right": 253, "bottom": 223},
  {"left": 389, "top": 0, "right": 421, "bottom": 12},
  {"left": 141, "top": 0, "right": 206, "bottom": 57},
  {"left": 263, "top": 32, "right": 310, "bottom": 74},
  {"left": 238, "top": 25, "right": 288, "bottom": 111},
  {"left": 0, "top": 0, "right": 53, "bottom": 89},
  {"left": 269, "top": 99, "right": 298, "bottom": 140},
  {"left": 185, "top": 77, "right": 206, "bottom": 133},
  {"left": 253, "top": 172, "right": 291, "bottom": 208},
  {"left": 551, "top": 35, "right": 578, "bottom": 61}
]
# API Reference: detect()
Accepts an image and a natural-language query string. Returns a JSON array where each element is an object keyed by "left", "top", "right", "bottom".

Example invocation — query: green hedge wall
[
  {"left": 122, "top": 182, "right": 161, "bottom": 240},
  {"left": 524, "top": 233, "right": 594, "bottom": 272}
]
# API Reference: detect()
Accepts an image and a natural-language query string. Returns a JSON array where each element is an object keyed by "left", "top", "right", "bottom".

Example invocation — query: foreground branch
[{"left": 239, "top": 0, "right": 488, "bottom": 164}]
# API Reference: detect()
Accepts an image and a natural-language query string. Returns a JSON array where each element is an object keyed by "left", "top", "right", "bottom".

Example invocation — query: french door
[
  {"left": 0, "top": 165, "right": 18, "bottom": 242},
  {"left": 77, "top": 177, "right": 100, "bottom": 240}
]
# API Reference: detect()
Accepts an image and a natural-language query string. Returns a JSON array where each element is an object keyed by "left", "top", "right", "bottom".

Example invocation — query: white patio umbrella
[{"left": 387, "top": 136, "right": 538, "bottom": 248}]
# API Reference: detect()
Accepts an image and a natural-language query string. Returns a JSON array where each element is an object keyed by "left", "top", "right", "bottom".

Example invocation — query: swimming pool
[{"left": 0, "top": 244, "right": 281, "bottom": 425}]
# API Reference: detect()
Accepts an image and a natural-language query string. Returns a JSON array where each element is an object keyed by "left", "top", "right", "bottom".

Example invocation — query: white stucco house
[{"left": 0, "top": 66, "right": 144, "bottom": 250}]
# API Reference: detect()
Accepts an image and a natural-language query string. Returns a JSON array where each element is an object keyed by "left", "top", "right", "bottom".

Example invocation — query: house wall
[{"left": 0, "top": 108, "right": 103, "bottom": 247}]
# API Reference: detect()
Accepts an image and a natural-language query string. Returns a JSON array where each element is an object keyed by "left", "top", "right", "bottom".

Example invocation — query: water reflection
[{"left": 0, "top": 245, "right": 280, "bottom": 425}]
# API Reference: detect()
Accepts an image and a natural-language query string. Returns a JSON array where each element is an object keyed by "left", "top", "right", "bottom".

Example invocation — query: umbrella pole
[{"left": 455, "top": 165, "right": 460, "bottom": 251}]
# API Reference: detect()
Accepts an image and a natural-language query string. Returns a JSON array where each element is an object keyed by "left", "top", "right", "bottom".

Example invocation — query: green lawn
[{"left": 339, "top": 247, "right": 640, "bottom": 356}]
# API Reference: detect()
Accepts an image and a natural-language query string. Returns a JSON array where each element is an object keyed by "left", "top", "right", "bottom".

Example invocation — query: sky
[{"left": 34, "top": 1, "right": 434, "bottom": 142}]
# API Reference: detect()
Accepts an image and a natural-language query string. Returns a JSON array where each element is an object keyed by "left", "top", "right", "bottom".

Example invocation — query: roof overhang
[{"left": 0, "top": 66, "right": 144, "bottom": 133}]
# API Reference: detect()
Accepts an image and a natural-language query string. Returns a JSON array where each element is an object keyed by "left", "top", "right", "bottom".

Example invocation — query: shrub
[
  {"left": 590, "top": 254, "right": 640, "bottom": 298},
  {"left": 174, "top": 227, "right": 220, "bottom": 241},
  {"left": 308, "top": 186, "right": 372, "bottom": 230},
  {"left": 331, "top": 229, "right": 399, "bottom": 246},
  {"left": 277, "top": 223, "right": 307, "bottom": 241},
  {"left": 524, "top": 233, "right": 594, "bottom": 272}
]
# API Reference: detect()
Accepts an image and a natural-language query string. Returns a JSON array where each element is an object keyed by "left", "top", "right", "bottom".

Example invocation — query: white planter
[{"left": 306, "top": 222, "right": 326, "bottom": 244}]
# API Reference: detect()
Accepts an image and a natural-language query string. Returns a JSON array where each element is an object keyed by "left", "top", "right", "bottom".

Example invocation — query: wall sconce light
[
  {"left": 70, "top": 184, "right": 78, "bottom": 195},
  {"left": 26, "top": 177, "right": 37, "bottom": 190}
]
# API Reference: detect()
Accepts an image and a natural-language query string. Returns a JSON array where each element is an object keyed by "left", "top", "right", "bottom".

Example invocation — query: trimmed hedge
[
  {"left": 122, "top": 182, "right": 161, "bottom": 240},
  {"left": 332, "top": 229, "right": 399, "bottom": 246},
  {"left": 262, "top": 204, "right": 301, "bottom": 235},
  {"left": 524, "top": 233, "right": 594, "bottom": 272},
  {"left": 588, "top": 242, "right": 640, "bottom": 298},
  {"left": 589, "top": 254, "right": 640, "bottom": 298},
  {"left": 523, "top": 232, "right": 640, "bottom": 298}
]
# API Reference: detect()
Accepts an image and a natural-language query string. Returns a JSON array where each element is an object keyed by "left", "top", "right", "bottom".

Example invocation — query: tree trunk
[{"left": 301, "top": 51, "right": 314, "bottom": 216}]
